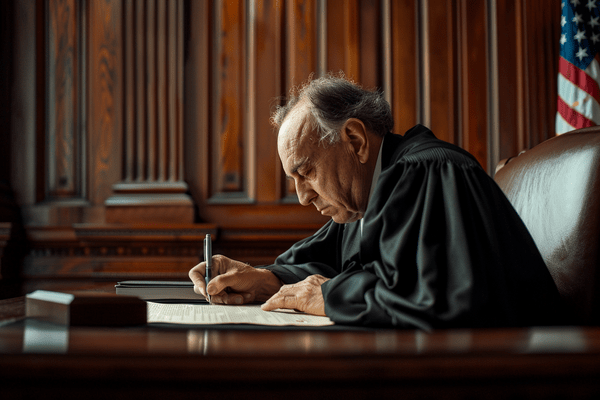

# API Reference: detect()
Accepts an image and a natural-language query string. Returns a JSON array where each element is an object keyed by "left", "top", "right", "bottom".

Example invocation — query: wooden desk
[{"left": 1, "top": 296, "right": 599, "bottom": 400}]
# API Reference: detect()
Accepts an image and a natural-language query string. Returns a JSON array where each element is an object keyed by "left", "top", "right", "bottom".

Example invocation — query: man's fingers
[
  {"left": 262, "top": 284, "right": 294, "bottom": 311},
  {"left": 261, "top": 293, "right": 296, "bottom": 311},
  {"left": 206, "top": 271, "right": 244, "bottom": 296},
  {"left": 211, "top": 292, "right": 254, "bottom": 305},
  {"left": 188, "top": 262, "right": 207, "bottom": 297},
  {"left": 210, "top": 292, "right": 244, "bottom": 305}
]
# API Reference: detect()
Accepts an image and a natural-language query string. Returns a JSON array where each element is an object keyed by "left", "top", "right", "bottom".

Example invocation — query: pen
[{"left": 204, "top": 234, "right": 212, "bottom": 304}]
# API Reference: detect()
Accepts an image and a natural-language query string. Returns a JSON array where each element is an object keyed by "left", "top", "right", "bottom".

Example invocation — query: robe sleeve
[
  {"left": 258, "top": 220, "right": 343, "bottom": 283},
  {"left": 321, "top": 148, "right": 564, "bottom": 329}
]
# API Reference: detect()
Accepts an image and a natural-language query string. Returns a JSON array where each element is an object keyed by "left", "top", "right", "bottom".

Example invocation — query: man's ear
[{"left": 340, "top": 118, "right": 369, "bottom": 164}]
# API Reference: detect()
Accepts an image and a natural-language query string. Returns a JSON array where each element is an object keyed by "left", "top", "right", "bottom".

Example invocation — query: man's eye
[{"left": 300, "top": 169, "right": 314, "bottom": 179}]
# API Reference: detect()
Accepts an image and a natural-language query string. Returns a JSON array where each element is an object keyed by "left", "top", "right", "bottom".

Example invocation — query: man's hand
[
  {"left": 189, "top": 255, "right": 282, "bottom": 305},
  {"left": 261, "top": 274, "right": 330, "bottom": 316}
]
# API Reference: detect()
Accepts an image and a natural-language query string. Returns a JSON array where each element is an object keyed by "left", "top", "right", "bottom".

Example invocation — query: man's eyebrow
[{"left": 287, "top": 157, "right": 309, "bottom": 178}]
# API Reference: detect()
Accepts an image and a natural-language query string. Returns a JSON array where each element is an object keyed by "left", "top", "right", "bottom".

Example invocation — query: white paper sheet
[{"left": 147, "top": 302, "right": 334, "bottom": 326}]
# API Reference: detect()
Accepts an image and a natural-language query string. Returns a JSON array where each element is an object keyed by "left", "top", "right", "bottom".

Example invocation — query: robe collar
[{"left": 360, "top": 140, "right": 383, "bottom": 235}]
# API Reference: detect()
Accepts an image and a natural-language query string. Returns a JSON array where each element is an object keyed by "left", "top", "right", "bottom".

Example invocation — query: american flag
[{"left": 556, "top": 0, "right": 600, "bottom": 134}]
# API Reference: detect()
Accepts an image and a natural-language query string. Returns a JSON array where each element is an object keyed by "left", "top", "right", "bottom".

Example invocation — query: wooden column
[{"left": 105, "top": 0, "right": 193, "bottom": 223}]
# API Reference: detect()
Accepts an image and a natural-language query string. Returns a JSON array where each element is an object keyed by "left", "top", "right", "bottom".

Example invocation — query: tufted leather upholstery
[{"left": 494, "top": 126, "right": 600, "bottom": 325}]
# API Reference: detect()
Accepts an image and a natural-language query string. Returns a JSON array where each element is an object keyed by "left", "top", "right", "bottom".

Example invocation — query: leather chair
[{"left": 494, "top": 126, "right": 600, "bottom": 325}]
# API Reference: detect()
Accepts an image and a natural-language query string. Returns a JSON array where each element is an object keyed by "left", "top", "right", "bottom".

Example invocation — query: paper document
[{"left": 147, "top": 302, "right": 334, "bottom": 327}]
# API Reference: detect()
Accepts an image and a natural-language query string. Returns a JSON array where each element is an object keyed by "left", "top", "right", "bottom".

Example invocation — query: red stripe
[
  {"left": 557, "top": 96, "right": 596, "bottom": 129},
  {"left": 559, "top": 57, "right": 600, "bottom": 104}
]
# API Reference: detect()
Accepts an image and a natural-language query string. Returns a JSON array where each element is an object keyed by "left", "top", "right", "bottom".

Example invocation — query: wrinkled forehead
[{"left": 277, "top": 104, "right": 315, "bottom": 156}]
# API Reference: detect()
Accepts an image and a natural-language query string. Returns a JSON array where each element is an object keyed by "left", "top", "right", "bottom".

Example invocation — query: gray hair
[{"left": 271, "top": 74, "right": 394, "bottom": 145}]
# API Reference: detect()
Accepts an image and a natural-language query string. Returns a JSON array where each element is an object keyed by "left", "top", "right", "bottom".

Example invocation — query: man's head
[{"left": 272, "top": 75, "right": 394, "bottom": 224}]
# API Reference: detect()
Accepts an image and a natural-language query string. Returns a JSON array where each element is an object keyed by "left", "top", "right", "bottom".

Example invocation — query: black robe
[{"left": 260, "top": 125, "right": 567, "bottom": 329}]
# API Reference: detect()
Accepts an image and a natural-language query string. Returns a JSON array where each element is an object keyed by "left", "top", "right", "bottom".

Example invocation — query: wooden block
[{"left": 26, "top": 290, "right": 147, "bottom": 326}]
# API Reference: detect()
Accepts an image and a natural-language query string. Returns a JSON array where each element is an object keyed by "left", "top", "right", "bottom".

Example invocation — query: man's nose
[{"left": 295, "top": 180, "right": 317, "bottom": 206}]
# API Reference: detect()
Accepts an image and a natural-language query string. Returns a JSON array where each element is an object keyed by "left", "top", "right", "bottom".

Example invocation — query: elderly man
[{"left": 189, "top": 75, "right": 567, "bottom": 329}]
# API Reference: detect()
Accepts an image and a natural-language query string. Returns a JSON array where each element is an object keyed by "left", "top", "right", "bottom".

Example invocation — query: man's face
[{"left": 277, "top": 106, "right": 368, "bottom": 224}]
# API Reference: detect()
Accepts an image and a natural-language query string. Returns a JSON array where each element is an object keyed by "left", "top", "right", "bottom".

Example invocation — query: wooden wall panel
[
  {"left": 390, "top": 0, "right": 417, "bottom": 135},
  {"left": 327, "top": 0, "right": 360, "bottom": 81},
  {"left": 183, "top": 0, "right": 210, "bottom": 205},
  {"left": 88, "top": 0, "right": 121, "bottom": 207},
  {"left": 282, "top": 0, "right": 318, "bottom": 199},
  {"left": 458, "top": 0, "right": 489, "bottom": 168},
  {"left": 492, "top": 0, "right": 561, "bottom": 162},
  {"left": 182, "top": 0, "right": 565, "bottom": 227},
  {"left": 9, "top": 0, "right": 37, "bottom": 207},
  {"left": 421, "top": 0, "right": 459, "bottom": 144},
  {"left": 185, "top": 0, "right": 328, "bottom": 227},
  {"left": 286, "top": 0, "right": 317, "bottom": 89},
  {"left": 254, "top": 0, "right": 283, "bottom": 203},
  {"left": 5, "top": 0, "right": 568, "bottom": 288},
  {"left": 212, "top": 0, "right": 247, "bottom": 197},
  {"left": 47, "top": 0, "right": 82, "bottom": 200},
  {"left": 523, "top": 0, "right": 561, "bottom": 148},
  {"left": 121, "top": 0, "right": 185, "bottom": 184},
  {"left": 358, "top": 0, "right": 381, "bottom": 89},
  {"left": 105, "top": 0, "right": 193, "bottom": 224},
  {"left": 495, "top": 0, "right": 524, "bottom": 162}
]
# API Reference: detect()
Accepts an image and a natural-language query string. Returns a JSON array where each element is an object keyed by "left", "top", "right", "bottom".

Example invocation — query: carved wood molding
[
  {"left": 46, "top": 0, "right": 84, "bottom": 201},
  {"left": 105, "top": 0, "right": 193, "bottom": 223},
  {"left": 22, "top": 223, "right": 317, "bottom": 280}
]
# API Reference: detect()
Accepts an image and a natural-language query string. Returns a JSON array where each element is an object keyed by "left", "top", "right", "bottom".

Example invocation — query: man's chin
[{"left": 331, "top": 211, "right": 361, "bottom": 224}]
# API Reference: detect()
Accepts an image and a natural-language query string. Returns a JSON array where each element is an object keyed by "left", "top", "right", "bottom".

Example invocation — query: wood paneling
[
  {"left": 88, "top": 0, "right": 121, "bottom": 206},
  {"left": 390, "top": 0, "right": 417, "bottom": 135},
  {"left": 5, "top": 0, "right": 566, "bottom": 286},
  {"left": 105, "top": 0, "right": 193, "bottom": 223},
  {"left": 420, "top": 0, "right": 460, "bottom": 144},
  {"left": 286, "top": 0, "right": 317, "bottom": 89},
  {"left": 492, "top": 0, "right": 561, "bottom": 162},
  {"left": 213, "top": 0, "right": 246, "bottom": 196},
  {"left": 495, "top": 0, "right": 523, "bottom": 163},
  {"left": 47, "top": 0, "right": 82, "bottom": 199},
  {"left": 523, "top": 1, "right": 562, "bottom": 148},
  {"left": 254, "top": 0, "right": 283, "bottom": 203},
  {"left": 327, "top": 0, "right": 360, "bottom": 81},
  {"left": 458, "top": 0, "right": 489, "bottom": 167}
]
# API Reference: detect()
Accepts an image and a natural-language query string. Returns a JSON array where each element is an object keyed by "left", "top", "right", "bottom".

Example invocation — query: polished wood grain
[
  {"left": 88, "top": 0, "right": 121, "bottom": 206},
  {"left": 422, "top": 0, "right": 459, "bottom": 145},
  {"left": 5, "top": 0, "right": 568, "bottom": 293},
  {"left": 214, "top": 0, "right": 246, "bottom": 195},
  {"left": 525, "top": 1, "right": 561, "bottom": 148},
  {"left": 327, "top": 0, "right": 360, "bottom": 81},
  {"left": 390, "top": 0, "right": 417, "bottom": 135},
  {"left": 495, "top": 0, "right": 524, "bottom": 162},
  {"left": 458, "top": 0, "right": 488, "bottom": 167},
  {"left": 105, "top": 0, "right": 194, "bottom": 223},
  {"left": 254, "top": 0, "right": 284, "bottom": 203},
  {"left": 1, "top": 296, "right": 600, "bottom": 399},
  {"left": 47, "top": 0, "right": 81, "bottom": 199}
]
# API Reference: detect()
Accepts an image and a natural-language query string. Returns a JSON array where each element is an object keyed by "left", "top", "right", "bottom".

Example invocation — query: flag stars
[
  {"left": 586, "top": 0, "right": 597, "bottom": 11},
  {"left": 576, "top": 46, "right": 590, "bottom": 60},
  {"left": 561, "top": 33, "right": 568, "bottom": 45},
  {"left": 590, "top": 15, "right": 600, "bottom": 28},
  {"left": 575, "top": 28, "right": 587, "bottom": 42},
  {"left": 592, "top": 32, "right": 600, "bottom": 43},
  {"left": 573, "top": 12, "right": 585, "bottom": 24},
  {"left": 571, "top": 0, "right": 581, "bottom": 6}
]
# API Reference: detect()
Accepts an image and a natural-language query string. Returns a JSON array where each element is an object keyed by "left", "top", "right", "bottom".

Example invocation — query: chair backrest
[{"left": 494, "top": 127, "right": 600, "bottom": 325}]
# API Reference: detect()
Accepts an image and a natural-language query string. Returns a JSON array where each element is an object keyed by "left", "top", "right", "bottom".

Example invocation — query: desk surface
[{"left": 1, "top": 295, "right": 600, "bottom": 400}]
